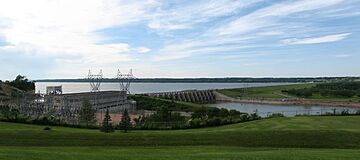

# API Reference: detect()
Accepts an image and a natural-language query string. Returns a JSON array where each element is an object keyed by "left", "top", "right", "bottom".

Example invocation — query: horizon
[
  {"left": 1, "top": 0, "right": 360, "bottom": 79},
  {"left": 32, "top": 76, "right": 360, "bottom": 82}
]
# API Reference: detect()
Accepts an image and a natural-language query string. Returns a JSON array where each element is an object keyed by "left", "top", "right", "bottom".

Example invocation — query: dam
[{"left": 147, "top": 90, "right": 216, "bottom": 104}]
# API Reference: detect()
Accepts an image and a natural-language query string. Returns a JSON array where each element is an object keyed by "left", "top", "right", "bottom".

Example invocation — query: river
[{"left": 211, "top": 102, "right": 359, "bottom": 117}]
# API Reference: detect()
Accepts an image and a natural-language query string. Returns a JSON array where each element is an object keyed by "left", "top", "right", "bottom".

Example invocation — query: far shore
[{"left": 214, "top": 91, "right": 360, "bottom": 108}]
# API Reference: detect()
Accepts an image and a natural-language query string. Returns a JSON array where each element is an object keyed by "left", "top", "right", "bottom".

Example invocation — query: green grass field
[
  {"left": 218, "top": 83, "right": 360, "bottom": 102},
  {"left": 218, "top": 83, "right": 315, "bottom": 99},
  {"left": 1, "top": 116, "right": 360, "bottom": 159}
]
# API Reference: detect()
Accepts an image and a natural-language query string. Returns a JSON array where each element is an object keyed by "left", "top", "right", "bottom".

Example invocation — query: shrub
[
  {"left": 240, "top": 114, "right": 250, "bottom": 121},
  {"left": 43, "top": 127, "right": 51, "bottom": 131},
  {"left": 32, "top": 116, "right": 51, "bottom": 125},
  {"left": 340, "top": 109, "right": 350, "bottom": 116},
  {"left": 250, "top": 112, "right": 261, "bottom": 120},
  {"left": 268, "top": 113, "right": 284, "bottom": 118},
  {"left": 188, "top": 118, "right": 202, "bottom": 128},
  {"left": 229, "top": 109, "right": 241, "bottom": 117},
  {"left": 356, "top": 110, "right": 360, "bottom": 115},
  {"left": 206, "top": 117, "right": 222, "bottom": 126}
]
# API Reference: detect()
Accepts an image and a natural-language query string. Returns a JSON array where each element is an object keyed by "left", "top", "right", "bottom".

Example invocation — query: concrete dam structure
[{"left": 147, "top": 90, "right": 216, "bottom": 104}]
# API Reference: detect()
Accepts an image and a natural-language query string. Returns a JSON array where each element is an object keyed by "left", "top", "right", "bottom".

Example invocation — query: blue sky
[{"left": 0, "top": 0, "right": 360, "bottom": 80}]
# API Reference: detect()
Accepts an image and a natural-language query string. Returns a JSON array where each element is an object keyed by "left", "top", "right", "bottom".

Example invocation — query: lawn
[
  {"left": 0, "top": 116, "right": 360, "bottom": 159},
  {"left": 1, "top": 146, "right": 360, "bottom": 160}
]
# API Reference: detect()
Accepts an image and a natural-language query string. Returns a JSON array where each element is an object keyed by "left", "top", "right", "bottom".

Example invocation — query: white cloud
[
  {"left": 214, "top": 0, "right": 343, "bottom": 35},
  {"left": 0, "top": 0, "right": 359, "bottom": 78},
  {"left": 134, "top": 47, "right": 151, "bottom": 53},
  {"left": 334, "top": 54, "right": 352, "bottom": 58},
  {"left": 153, "top": 36, "right": 255, "bottom": 61},
  {"left": 0, "top": 0, "right": 156, "bottom": 65},
  {"left": 282, "top": 33, "right": 351, "bottom": 45},
  {"left": 153, "top": 0, "right": 352, "bottom": 61},
  {"left": 147, "top": 0, "right": 263, "bottom": 31},
  {"left": 257, "top": 31, "right": 284, "bottom": 36}
]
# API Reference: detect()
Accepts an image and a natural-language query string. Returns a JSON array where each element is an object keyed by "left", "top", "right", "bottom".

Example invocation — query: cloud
[
  {"left": 0, "top": 0, "right": 156, "bottom": 65},
  {"left": 153, "top": 0, "right": 354, "bottom": 61},
  {"left": 282, "top": 33, "right": 351, "bottom": 45},
  {"left": 134, "top": 47, "right": 151, "bottom": 53},
  {"left": 153, "top": 36, "right": 255, "bottom": 61},
  {"left": 147, "top": 0, "right": 263, "bottom": 32},
  {"left": 213, "top": 0, "right": 344, "bottom": 36},
  {"left": 334, "top": 54, "right": 352, "bottom": 58},
  {"left": 0, "top": 0, "right": 359, "bottom": 78}
]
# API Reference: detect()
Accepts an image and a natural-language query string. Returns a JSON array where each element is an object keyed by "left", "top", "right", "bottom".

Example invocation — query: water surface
[{"left": 211, "top": 102, "right": 359, "bottom": 117}]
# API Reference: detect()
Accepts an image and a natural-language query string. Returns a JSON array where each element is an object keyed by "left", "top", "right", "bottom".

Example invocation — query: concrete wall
[{"left": 147, "top": 90, "right": 216, "bottom": 104}]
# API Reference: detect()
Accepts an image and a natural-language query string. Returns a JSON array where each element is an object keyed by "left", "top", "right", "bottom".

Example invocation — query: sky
[{"left": 0, "top": 0, "right": 360, "bottom": 80}]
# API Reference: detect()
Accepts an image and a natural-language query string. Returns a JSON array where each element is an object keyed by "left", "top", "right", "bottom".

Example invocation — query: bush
[
  {"left": 240, "top": 114, "right": 250, "bottom": 121},
  {"left": 43, "top": 127, "right": 51, "bottom": 131},
  {"left": 229, "top": 109, "right": 241, "bottom": 117},
  {"left": 206, "top": 117, "right": 222, "bottom": 126},
  {"left": 188, "top": 118, "right": 202, "bottom": 128},
  {"left": 268, "top": 113, "right": 284, "bottom": 118},
  {"left": 340, "top": 109, "right": 350, "bottom": 116},
  {"left": 250, "top": 112, "right": 261, "bottom": 120},
  {"left": 32, "top": 116, "right": 51, "bottom": 125},
  {"left": 356, "top": 110, "right": 360, "bottom": 115}
]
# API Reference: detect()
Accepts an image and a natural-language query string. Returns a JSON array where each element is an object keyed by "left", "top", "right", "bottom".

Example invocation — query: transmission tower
[
  {"left": 88, "top": 69, "right": 103, "bottom": 92},
  {"left": 88, "top": 70, "right": 103, "bottom": 110},
  {"left": 116, "top": 69, "right": 135, "bottom": 94}
]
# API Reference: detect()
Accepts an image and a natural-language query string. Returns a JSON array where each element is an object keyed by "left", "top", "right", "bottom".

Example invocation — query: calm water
[
  {"left": 35, "top": 82, "right": 291, "bottom": 94},
  {"left": 211, "top": 102, "right": 359, "bottom": 117}
]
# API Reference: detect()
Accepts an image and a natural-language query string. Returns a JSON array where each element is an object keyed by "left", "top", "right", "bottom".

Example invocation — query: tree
[
  {"left": 6, "top": 75, "right": 35, "bottom": 91},
  {"left": 100, "top": 109, "right": 114, "bottom": 133},
  {"left": 0, "top": 105, "right": 11, "bottom": 120},
  {"left": 119, "top": 109, "right": 131, "bottom": 133},
  {"left": 79, "top": 99, "right": 96, "bottom": 127},
  {"left": 10, "top": 108, "right": 19, "bottom": 120}
]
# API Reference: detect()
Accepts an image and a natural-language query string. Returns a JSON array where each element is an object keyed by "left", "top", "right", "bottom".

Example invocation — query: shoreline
[{"left": 214, "top": 91, "right": 360, "bottom": 108}]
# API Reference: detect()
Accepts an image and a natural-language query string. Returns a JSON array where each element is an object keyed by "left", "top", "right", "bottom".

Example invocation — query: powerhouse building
[{"left": 44, "top": 91, "right": 136, "bottom": 115}]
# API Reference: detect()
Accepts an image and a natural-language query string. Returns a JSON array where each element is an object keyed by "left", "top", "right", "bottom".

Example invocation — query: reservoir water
[
  {"left": 211, "top": 102, "right": 359, "bottom": 117},
  {"left": 35, "top": 82, "right": 291, "bottom": 94}
]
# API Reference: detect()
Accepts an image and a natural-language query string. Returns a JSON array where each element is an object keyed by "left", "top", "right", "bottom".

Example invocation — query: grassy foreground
[
  {"left": 1, "top": 116, "right": 360, "bottom": 159},
  {"left": 1, "top": 146, "right": 360, "bottom": 160}
]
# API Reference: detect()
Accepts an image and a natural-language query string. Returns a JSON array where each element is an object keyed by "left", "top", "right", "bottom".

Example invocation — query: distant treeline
[{"left": 35, "top": 77, "right": 359, "bottom": 83}]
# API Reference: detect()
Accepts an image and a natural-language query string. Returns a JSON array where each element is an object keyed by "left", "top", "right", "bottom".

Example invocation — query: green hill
[
  {"left": 0, "top": 116, "right": 360, "bottom": 159},
  {"left": 0, "top": 82, "right": 23, "bottom": 97}
]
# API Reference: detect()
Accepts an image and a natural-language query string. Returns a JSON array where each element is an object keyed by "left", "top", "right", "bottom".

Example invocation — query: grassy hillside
[
  {"left": 0, "top": 116, "right": 360, "bottom": 159},
  {"left": 0, "top": 82, "right": 23, "bottom": 97},
  {"left": 218, "top": 83, "right": 315, "bottom": 99},
  {"left": 218, "top": 83, "right": 360, "bottom": 102},
  {"left": 1, "top": 116, "right": 360, "bottom": 147}
]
